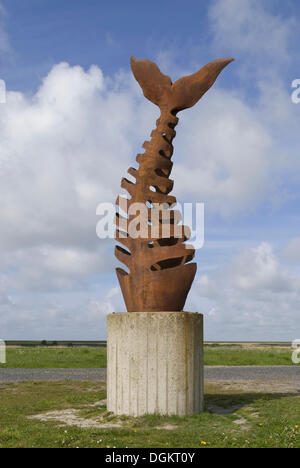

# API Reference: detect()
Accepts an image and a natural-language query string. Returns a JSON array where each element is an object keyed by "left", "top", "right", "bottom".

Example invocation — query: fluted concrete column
[{"left": 107, "top": 312, "right": 204, "bottom": 417}]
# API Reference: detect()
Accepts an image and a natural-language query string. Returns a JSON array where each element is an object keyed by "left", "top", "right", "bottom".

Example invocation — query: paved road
[
  {"left": 205, "top": 365, "right": 300, "bottom": 382},
  {"left": 0, "top": 368, "right": 107, "bottom": 382},
  {"left": 0, "top": 366, "right": 300, "bottom": 383}
]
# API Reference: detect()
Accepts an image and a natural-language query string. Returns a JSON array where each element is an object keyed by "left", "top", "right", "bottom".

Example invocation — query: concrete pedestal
[{"left": 107, "top": 312, "right": 204, "bottom": 417}]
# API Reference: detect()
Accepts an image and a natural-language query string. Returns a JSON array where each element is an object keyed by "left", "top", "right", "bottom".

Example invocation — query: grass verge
[{"left": 0, "top": 380, "right": 299, "bottom": 448}]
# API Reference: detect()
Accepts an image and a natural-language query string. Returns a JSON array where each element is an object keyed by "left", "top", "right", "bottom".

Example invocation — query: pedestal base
[{"left": 107, "top": 312, "right": 204, "bottom": 416}]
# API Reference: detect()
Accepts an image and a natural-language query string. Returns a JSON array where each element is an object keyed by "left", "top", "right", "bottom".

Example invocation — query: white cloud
[
  {"left": 0, "top": 61, "right": 155, "bottom": 337},
  {"left": 106, "top": 286, "right": 120, "bottom": 300},
  {"left": 173, "top": 89, "right": 272, "bottom": 216},
  {"left": 197, "top": 243, "right": 300, "bottom": 340},
  {"left": 209, "top": 0, "right": 295, "bottom": 74},
  {"left": 0, "top": 297, "right": 114, "bottom": 340},
  {"left": 5, "top": 246, "right": 111, "bottom": 291},
  {"left": 0, "top": 62, "right": 157, "bottom": 288},
  {"left": 87, "top": 300, "right": 115, "bottom": 320},
  {"left": 283, "top": 238, "right": 300, "bottom": 264}
]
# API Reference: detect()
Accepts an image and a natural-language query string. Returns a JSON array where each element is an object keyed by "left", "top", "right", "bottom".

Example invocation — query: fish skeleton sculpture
[{"left": 115, "top": 56, "right": 234, "bottom": 312}]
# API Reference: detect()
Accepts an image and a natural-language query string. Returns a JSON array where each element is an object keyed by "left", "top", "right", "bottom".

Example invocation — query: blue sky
[{"left": 0, "top": 0, "right": 299, "bottom": 341}]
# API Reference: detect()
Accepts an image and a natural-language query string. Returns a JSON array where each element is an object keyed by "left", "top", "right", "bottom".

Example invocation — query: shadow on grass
[{"left": 205, "top": 391, "right": 300, "bottom": 414}]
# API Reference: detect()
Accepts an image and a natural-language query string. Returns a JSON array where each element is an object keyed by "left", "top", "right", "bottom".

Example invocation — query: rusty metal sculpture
[{"left": 115, "top": 56, "right": 234, "bottom": 312}]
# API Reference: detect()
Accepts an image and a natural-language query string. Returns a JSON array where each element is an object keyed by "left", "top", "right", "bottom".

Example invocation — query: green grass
[
  {"left": 204, "top": 347, "right": 293, "bottom": 366},
  {"left": 0, "top": 344, "right": 294, "bottom": 368},
  {"left": 0, "top": 347, "right": 107, "bottom": 368},
  {"left": 0, "top": 381, "right": 299, "bottom": 448}
]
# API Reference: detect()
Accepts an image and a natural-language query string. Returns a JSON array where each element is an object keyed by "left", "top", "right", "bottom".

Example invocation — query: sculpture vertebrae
[{"left": 115, "top": 110, "right": 195, "bottom": 278}]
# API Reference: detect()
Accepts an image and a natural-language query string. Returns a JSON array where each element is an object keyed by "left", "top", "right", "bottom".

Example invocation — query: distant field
[
  {"left": 0, "top": 347, "right": 107, "bottom": 369},
  {"left": 204, "top": 345, "right": 293, "bottom": 366},
  {"left": 0, "top": 342, "right": 294, "bottom": 368},
  {"left": 5, "top": 341, "right": 107, "bottom": 347}
]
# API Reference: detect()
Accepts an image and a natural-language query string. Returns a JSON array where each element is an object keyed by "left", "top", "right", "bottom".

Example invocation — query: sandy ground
[
  {"left": 28, "top": 378, "right": 300, "bottom": 431},
  {"left": 29, "top": 399, "right": 179, "bottom": 431}
]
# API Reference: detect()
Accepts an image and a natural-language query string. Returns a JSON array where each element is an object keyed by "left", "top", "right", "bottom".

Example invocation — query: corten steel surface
[{"left": 115, "top": 56, "right": 234, "bottom": 312}]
